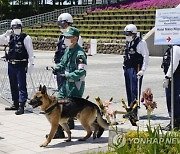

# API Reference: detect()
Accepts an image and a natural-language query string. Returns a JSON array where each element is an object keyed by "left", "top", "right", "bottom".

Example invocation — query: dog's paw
[
  {"left": 40, "top": 142, "right": 48, "bottom": 147},
  {"left": 65, "top": 138, "right": 71, "bottom": 142},
  {"left": 93, "top": 135, "right": 96, "bottom": 140},
  {"left": 78, "top": 138, "right": 85, "bottom": 141}
]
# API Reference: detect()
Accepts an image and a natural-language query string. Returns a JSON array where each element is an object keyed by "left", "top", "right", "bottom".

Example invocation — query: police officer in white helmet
[
  {"left": 162, "top": 45, "right": 180, "bottom": 130},
  {"left": 0, "top": 18, "right": 34, "bottom": 115},
  {"left": 123, "top": 24, "right": 149, "bottom": 119}
]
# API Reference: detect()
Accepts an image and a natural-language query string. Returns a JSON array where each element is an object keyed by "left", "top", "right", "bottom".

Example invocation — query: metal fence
[
  {"left": 0, "top": 4, "right": 103, "bottom": 33},
  {"left": 0, "top": 59, "right": 57, "bottom": 106}
]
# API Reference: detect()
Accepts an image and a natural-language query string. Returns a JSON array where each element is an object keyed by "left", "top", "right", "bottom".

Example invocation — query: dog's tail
[{"left": 96, "top": 108, "right": 109, "bottom": 129}]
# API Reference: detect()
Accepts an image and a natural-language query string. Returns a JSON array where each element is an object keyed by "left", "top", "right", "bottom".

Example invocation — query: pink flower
[{"left": 87, "top": 0, "right": 180, "bottom": 12}]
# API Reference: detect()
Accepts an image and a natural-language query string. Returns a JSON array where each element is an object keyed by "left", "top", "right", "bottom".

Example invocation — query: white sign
[
  {"left": 90, "top": 39, "right": 97, "bottom": 55},
  {"left": 154, "top": 8, "right": 180, "bottom": 45}
]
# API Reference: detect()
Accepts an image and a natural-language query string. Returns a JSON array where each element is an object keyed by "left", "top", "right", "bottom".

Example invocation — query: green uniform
[{"left": 55, "top": 43, "right": 87, "bottom": 99}]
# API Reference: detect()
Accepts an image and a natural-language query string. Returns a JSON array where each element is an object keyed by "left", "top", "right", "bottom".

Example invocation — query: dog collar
[{"left": 45, "top": 103, "right": 60, "bottom": 114}]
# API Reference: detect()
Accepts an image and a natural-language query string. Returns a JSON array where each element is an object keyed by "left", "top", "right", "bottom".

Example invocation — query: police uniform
[
  {"left": 162, "top": 45, "right": 180, "bottom": 129},
  {"left": 54, "top": 35, "right": 66, "bottom": 90},
  {"left": 123, "top": 36, "right": 149, "bottom": 107},
  {"left": 55, "top": 43, "right": 87, "bottom": 99},
  {"left": 54, "top": 34, "right": 83, "bottom": 90},
  {"left": 0, "top": 32, "right": 34, "bottom": 114},
  {"left": 52, "top": 27, "right": 87, "bottom": 137}
]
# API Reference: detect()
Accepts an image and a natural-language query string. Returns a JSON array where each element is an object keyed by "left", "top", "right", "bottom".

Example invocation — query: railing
[{"left": 0, "top": 4, "right": 104, "bottom": 33}]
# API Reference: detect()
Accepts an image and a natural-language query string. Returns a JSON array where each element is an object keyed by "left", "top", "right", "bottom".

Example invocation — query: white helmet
[
  {"left": 124, "top": 24, "right": 137, "bottom": 35},
  {"left": 11, "top": 19, "right": 22, "bottom": 29},
  {"left": 57, "top": 13, "right": 73, "bottom": 26}
]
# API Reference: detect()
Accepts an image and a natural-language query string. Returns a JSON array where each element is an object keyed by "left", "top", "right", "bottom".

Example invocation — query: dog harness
[{"left": 45, "top": 99, "right": 69, "bottom": 115}]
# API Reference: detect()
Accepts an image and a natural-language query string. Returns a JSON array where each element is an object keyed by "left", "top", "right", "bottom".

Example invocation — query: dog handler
[
  {"left": 54, "top": 13, "right": 83, "bottom": 90},
  {"left": 123, "top": 24, "right": 149, "bottom": 118},
  {"left": 0, "top": 19, "right": 34, "bottom": 115},
  {"left": 52, "top": 27, "right": 87, "bottom": 138},
  {"left": 50, "top": 13, "right": 84, "bottom": 138}
]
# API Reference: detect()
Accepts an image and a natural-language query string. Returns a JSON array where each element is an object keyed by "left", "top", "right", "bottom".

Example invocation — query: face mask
[
  {"left": 64, "top": 39, "right": 72, "bottom": 48},
  {"left": 13, "top": 29, "right": 21, "bottom": 35},
  {"left": 126, "top": 36, "right": 133, "bottom": 42},
  {"left": 60, "top": 29, "right": 67, "bottom": 33}
]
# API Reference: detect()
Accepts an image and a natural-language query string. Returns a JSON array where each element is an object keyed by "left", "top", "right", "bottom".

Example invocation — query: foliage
[
  {"left": 88, "top": 124, "right": 180, "bottom": 154},
  {"left": 0, "top": 0, "right": 10, "bottom": 18}
]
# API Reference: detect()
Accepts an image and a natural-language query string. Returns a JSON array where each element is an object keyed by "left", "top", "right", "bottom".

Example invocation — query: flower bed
[{"left": 87, "top": 0, "right": 180, "bottom": 13}]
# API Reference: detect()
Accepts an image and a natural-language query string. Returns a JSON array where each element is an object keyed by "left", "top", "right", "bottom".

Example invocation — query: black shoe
[
  {"left": 5, "top": 104, "right": 19, "bottom": 110},
  {"left": 15, "top": 105, "right": 24, "bottom": 115},
  {"left": 97, "top": 126, "right": 104, "bottom": 138}
]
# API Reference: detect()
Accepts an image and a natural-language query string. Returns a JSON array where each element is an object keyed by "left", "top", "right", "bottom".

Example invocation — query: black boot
[
  {"left": 15, "top": 103, "right": 25, "bottom": 115},
  {"left": 68, "top": 118, "right": 74, "bottom": 129},
  {"left": 174, "top": 118, "right": 180, "bottom": 130},
  {"left": 5, "top": 102, "right": 19, "bottom": 110},
  {"left": 46, "top": 125, "right": 65, "bottom": 139}
]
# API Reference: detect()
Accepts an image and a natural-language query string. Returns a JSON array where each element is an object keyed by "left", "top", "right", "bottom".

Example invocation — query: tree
[{"left": 0, "top": 0, "right": 10, "bottom": 19}]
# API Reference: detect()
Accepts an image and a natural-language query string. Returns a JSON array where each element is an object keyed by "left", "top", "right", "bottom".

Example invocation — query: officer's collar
[
  {"left": 69, "top": 43, "right": 78, "bottom": 51},
  {"left": 128, "top": 36, "right": 139, "bottom": 46}
]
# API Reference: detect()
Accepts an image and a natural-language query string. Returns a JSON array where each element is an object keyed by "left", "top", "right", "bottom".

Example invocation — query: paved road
[{"left": 0, "top": 51, "right": 169, "bottom": 154}]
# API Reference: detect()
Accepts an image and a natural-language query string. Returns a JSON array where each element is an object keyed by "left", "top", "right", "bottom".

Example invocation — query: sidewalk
[
  {"left": 0, "top": 102, "right": 108, "bottom": 154},
  {"left": 0, "top": 53, "right": 170, "bottom": 153}
]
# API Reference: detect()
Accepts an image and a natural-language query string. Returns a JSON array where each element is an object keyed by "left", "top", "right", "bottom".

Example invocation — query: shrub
[{"left": 87, "top": 0, "right": 180, "bottom": 13}]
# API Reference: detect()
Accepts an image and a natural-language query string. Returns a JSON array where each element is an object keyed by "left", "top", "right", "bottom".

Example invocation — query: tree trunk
[
  {"left": 75, "top": 0, "right": 78, "bottom": 5},
  {"left": 52, "top": 0, "right": 55, "bottom": 6}
]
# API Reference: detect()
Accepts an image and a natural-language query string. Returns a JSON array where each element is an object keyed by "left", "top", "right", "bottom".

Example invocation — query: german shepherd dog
[{"left": 29, "top": 85, "right": 109, "bottom": 147}]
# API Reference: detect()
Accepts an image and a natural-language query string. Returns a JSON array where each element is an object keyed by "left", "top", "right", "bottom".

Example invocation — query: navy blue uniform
[
  {"left": 123, "top": 36, "right": 149, "bottom": 108},
  {"left": 54, "top": 35, "right": 66, "bottom": 90},
  {"left": 123, "top": 37, "right": 143, "bottom": 106},
  {"left": 162, "top": 45, "right": 180, "bottom": 120},
  {"left": 7, "top": 33, "right": 28, "bottom": 105}
]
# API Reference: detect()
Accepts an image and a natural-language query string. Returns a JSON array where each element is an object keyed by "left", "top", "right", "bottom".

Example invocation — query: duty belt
[{"left": 8, "top": 59, "right": 28, "bottom": 64}]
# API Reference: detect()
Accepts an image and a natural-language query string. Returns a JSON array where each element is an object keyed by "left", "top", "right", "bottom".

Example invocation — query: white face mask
[
  {"left": 64, "top": 39, "right": 72, "bottom": 48},
  {"left": 60, "top": 29, "right": 67, "bottom": 33},
  {"left": 126, "top": 36, "right": 133, "bottom": 42},
  {"left": 13, "top": 29, "right": 21, "bottom": 35}
]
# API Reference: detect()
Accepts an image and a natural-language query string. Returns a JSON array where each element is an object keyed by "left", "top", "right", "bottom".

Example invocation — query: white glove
[
  {"left": 137, "top": 70, "right": 144, "bottom": 78},
  {"left": 28, "top": 64, "right": 34, "bottom": 74},
  {"left": 163, "top": 78, "right": 169, "bottom": 88},
  {"left": 5, "top": 30, "right": 12, "bottom": 37}
]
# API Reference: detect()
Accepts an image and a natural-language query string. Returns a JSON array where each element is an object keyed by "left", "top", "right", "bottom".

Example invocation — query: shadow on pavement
[
  {"left": 140, "top": 115, "right": 170, "bottom": 120},
  {"left": 46, "top": 137, "right": 108, "bottom": 148}
]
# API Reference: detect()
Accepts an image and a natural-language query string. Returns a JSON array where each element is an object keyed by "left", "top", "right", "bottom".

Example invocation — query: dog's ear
[
  {"left": 41, "top": 85, "right": 47, "bottom": 94},
  {"left": 39, "top": 85, "right": 42, "bottom": 91}
]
